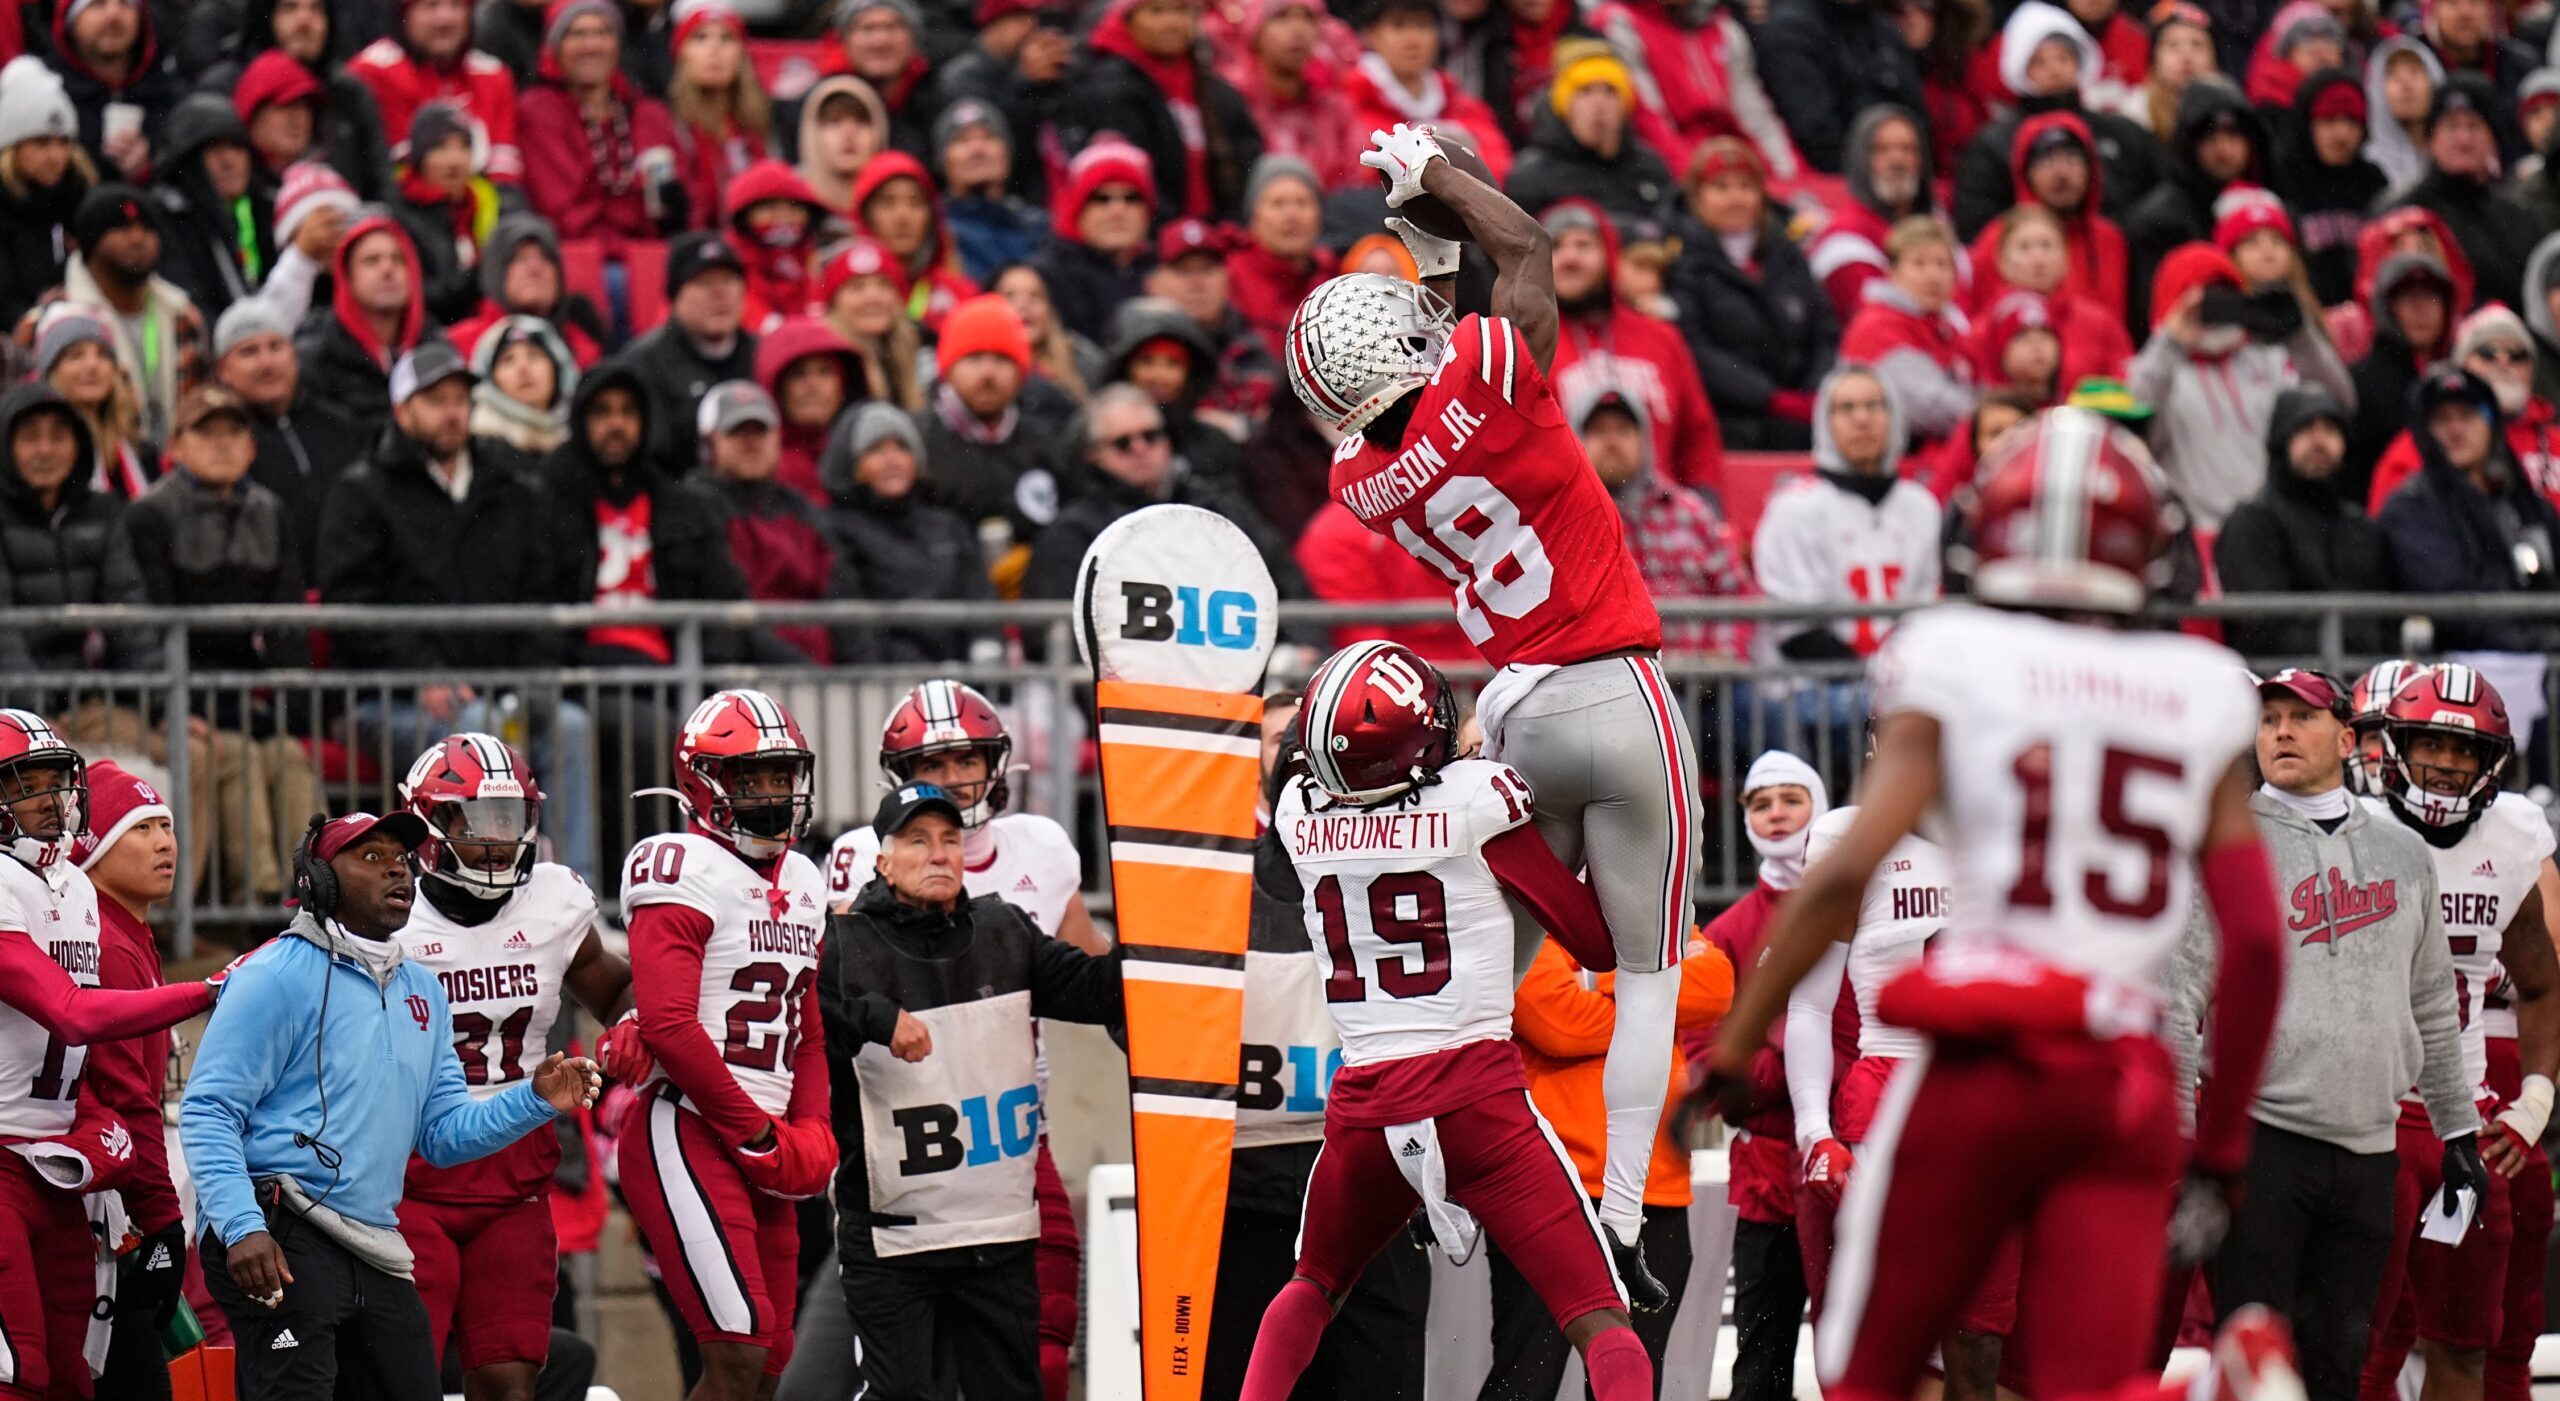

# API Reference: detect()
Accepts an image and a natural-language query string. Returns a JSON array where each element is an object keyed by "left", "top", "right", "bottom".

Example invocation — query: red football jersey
[{"left": 1328, "top": 314, "right": 1662, "bottom": 667}]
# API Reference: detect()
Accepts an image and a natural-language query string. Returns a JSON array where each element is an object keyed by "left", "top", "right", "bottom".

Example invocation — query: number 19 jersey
[
  {"left": 1329, "top": 314, "right": 1661, "bottom": 667},
  {"left": 1871, "top": 604, "right": 2258, "bottom": 997}
]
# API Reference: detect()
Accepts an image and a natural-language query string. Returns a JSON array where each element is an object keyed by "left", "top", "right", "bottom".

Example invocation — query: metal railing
[{"left": 13, "top": 592, "right": 2555, "bottom": 957}]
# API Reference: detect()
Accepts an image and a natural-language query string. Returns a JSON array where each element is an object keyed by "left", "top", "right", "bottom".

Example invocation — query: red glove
[
  {"left": 204, "top": 945, "right": 264, "bottom": 1001},
  {"left": 733, "top": 1119, "right": 838, "bottom": 1201},
  {"left": 1801, "top": 1137, "right": 1854, "bottom": 1208},
  {"left": 1769, "top": 389, "right": 1816, "bottom": 423},
  {"left": 1875, "top": 948, "right": 2150, "bottom": 1045},
  {"left": 596, "top": 1012, "right": 653, "bottom": 1085},
  {"left": 2, "top": 1099, "right": 138, "bottom": 1193}
]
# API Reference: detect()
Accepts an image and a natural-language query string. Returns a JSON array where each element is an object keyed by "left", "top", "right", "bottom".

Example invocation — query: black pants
[
  {"left": 836, "top": 1241, "right": 1041, "bottom": 1401},
  {"left": 1480, "top": 1203, "right": 1691, "bottom": 1401},
  {"left": 200, "top": 1224, "right": 441, "bottom": 1401},
  {"left": 2207, "top": 1122, "right": 2399, "bottom": 1401},
  {"left": 1730, "top": 1218, "right": 1807, "bottom": 1401},
  {"left": 1203, "top": 1141, "right": 1432, "bottom": 1401}
]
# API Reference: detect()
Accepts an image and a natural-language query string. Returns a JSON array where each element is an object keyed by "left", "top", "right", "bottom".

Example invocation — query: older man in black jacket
[
  {"left": 317, "top": 339, "right": 602, "bottom": 880},
  {"left": 2379, "top": 366, "right": 2560, "bottom": 652},
  {"left": 2217, "top": 389, "right": 2398, "bottom": 657}
]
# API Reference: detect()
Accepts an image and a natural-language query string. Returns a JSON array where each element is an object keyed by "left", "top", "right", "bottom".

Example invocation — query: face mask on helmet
[
  {"left": 711, "top": 754, "right": 815, "bottom": 844},
  {"left": 2344, "top": 724, "right": 2393, "bottom": 797},
  {"left": 0, "top": 755, "right": 84, "bottom": 856},
  {"left": 422, "top": 795, "right": 540, "bottom": 894},
  {"left": 2382, "top": 724, "right": 2504, "bottom": 828}
]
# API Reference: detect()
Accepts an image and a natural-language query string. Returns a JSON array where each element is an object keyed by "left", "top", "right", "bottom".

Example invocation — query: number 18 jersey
[
  {"left": 1329, "top": 314, "right": 1660, "bottom": 667},
  {"left": 1871, "top": 604, "right": 2258, "bottom": 997}
]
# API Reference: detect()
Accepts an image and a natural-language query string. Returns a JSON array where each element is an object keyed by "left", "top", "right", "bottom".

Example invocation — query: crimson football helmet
[
  {"left": 671, "top": 690, "right": 814, "bottom": 857},
  {"left": 0, "top": 710, "right": 83, "bottom": 871},
  {"left": 1296, "top": 640, "right": 1459, "bottom": 806},
  {"left": 401, "top": 733, "right": 543, "bottom": 895},
  {"left": 2378, "top": 662, "right": 2512, "bottom": 830},
  {"left": 1966, "top": 407, "right": 2178, "bottom": 615},
  {"left": 2347, "top": 659, "right": 2424, "bottom": 796},
  {"left": 879, "top": 681, "right": 1011, "bottom": 828}
]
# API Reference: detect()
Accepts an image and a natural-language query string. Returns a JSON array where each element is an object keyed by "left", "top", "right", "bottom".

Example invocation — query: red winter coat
[
  {"left": 755, "top": 318, "right": 867, "bottom": 506},
  {"left": 1963, "top": 113, "right": 2128, "bottom": 321},
  {"left": 847, "top": 152, "right": 978, "bottom": 334},
  {"left": 517, "top": 80, "right": 683, "bottom": 242},
  {"left": 1547, "top": 202, "right": 1726, "bottom": 491},
  {"left": 348, "top": 39, "right": 523, "bottom": 181},
  {"left": 1591, "top": 0, "right": 1802, "bottom": 185},
  {"left": 1337, "top": 61, "right": 1516, "bottom": 185},
  {"left": 1229, "top": 242, "right": 1337, "bottom": 356},
  {"left": 1293, "top": 503, "right": 1477, "bottom": 663},
  {"left": 1231, "top": 60, "right": 1368, "bottom": 192}
]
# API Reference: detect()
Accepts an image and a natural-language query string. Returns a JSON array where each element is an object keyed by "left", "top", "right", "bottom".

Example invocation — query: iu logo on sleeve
[{"left": 407, "top": 994, "right": 432, "bottom": 1030}]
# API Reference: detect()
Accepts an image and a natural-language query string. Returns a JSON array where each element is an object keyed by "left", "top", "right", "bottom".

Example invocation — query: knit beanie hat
[
  {"left": 0, "top": 55, "right": 77, "bottom": 150},
  {"left": 820, "top": 236, "right": 910, "bottom": 304},
  {"left": 544, "top": 0, "right": 621, "bottom": 50},
  {"left": 234, "top": 49, "right": 325, "bottom": 127},
  {"left": 2212, "top": 185, "right": 2296, "bottom": 253},
  {"left": 846, "top": 399, "right": 923, "bottom": 461},
  {"left": 930, "top": 97, "right": 1008, "bottom": 163},
  {"left": 1244, "top": 153, "right": 1319, "bottom": 215},
  {"left": 33, "top": 310, "right": 117, "bottom": 380},
  {"left": 1051, "top": 137, "right": 1156, "bottom": 232},
  {"left": 73, "top": 184, "right": 157, "bottom": 250},
  {"left": 407, "top": 102, "right": 474, "bottom": 165},
  {"left": 1549, "top": 36, "right": 1634, "bottom": 120},
  {"left": 935, "top": 293, "right": 1031, "bottom": 375},
  {"left": 214, "top": 298, "right": 292, "bottom": 360},
  {"left": 2452, "top": 302, "right": 2533, "bottom": 363},
  {"left": 670, "top": 0, "right": 741, "bottom": 51},
  {"left": 273, "top": 161, "right": 360, "bottom": 249},
  {"left": 834, "top": 0, "right": 922, "bottom": 37},
  {"left": 69, "top": 761, "right": 171, "bottom": 872}
]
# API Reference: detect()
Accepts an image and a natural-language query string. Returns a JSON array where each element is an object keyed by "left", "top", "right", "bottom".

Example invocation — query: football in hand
[{"left": 1384, "top": 128, "right": 1495, "bottom": 243}]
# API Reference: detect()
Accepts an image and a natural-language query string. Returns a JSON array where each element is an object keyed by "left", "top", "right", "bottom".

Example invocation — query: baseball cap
[
  {"left": 1156, "top": 218, "right": 1231, "bottom": 265},
  {"left": 698, "top": 380, "right": 779, "bottom": 437},
  {"left": 2254, "top": 668, "right": 2351, "bottom": 720},
  {"left": 872, "top": 783, "right": 962, "bottom": 840},
  {"left": 666, "top": 230, "right": 747, "bottom": 298},
  {"left": 309, "top": 809, "right": 431, "bottom": 863},
  {"left": 174, "top": 384, "right": 254, "bottom": 433},
  {"left": 388, "top": 339, "right": 476, "bottom": 407}
]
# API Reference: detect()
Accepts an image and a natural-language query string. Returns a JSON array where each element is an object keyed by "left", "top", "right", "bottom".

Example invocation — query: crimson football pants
[
  {"left": 2360, "top": 1113, "right": 2515, "bottom": 1401},
  {"left": 1818, "top": 1037, "right": 2184, "bottom": 1401},
  {"left": 400, "top": 1193, "right": 558, "bottom": 1370},
  {"left": 0, "top": 1156, "right": 97, "bottom": 1400},
  {"left": 1033, "top": 1140, "right": 1077, "bottom": 1401}
]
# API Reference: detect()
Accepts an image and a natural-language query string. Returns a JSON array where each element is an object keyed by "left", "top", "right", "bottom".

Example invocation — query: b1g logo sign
[
  {"left": 1237, "top": 1041, "right": 1344, "bottom": 1115},
  {"left": 893, "top": 1085, "right": 1041, "bottom": 1176},
  {"left": 1076, "top": 504, "right": 1278, "bottom": 694}
]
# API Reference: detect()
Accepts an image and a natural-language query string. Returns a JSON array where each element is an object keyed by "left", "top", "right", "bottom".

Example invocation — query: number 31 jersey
[
  {"left": 1871, "top": 603, "right": 2257, "bottom": 997},
  {"left": 399, "top": 863, "right": 596, "bottom": 1201},
  {"left": 1272, "top": 758, "right": 1535, "bottom": 1068},
  {"left": 623, "top": 832, "right": 828, "bottom": 1119},
  {"left": 1329, "top": 313, "right": 1660, "bottom": 667}
]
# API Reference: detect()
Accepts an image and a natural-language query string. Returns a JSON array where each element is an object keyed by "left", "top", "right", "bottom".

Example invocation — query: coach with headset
[{"left": 180, "top": 812, "right": 602, "bottom": 1401}]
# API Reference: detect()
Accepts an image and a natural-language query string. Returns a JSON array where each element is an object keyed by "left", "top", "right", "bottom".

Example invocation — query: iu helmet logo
[
  {"left": 1297, "top": 640, "right": 1459, "bottom": 806},
  {"left": 406, "top": 994, "right": 432, "bottom": 1031},
  {"left": 2378, "top": 663, "right": 2513, "bottom": 830}
]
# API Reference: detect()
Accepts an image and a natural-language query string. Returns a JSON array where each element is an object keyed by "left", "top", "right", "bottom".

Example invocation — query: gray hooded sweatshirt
[{"left": 2167, "top": 789, "right": 2478, "bottom": 1154}]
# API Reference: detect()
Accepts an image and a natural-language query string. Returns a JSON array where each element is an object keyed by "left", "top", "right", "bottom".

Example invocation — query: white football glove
[
  {"left": 1385, "top": 216, "right": 1460, "bottom": 278},
  {"left": 1360, "top": 124, "right": 1446, "bottom": 208}
]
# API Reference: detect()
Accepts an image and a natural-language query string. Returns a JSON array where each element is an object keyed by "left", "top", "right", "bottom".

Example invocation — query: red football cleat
[{"left": 2210, "top": 1305, "right": 2307, "bottom": 1401}]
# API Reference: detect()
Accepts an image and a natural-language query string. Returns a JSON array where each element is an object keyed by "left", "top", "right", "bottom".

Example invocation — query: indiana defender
[
  {"left": 1239, "top": 641, "right": 1656, "bottom": 1400},
  {"left": 395, "top": 734, "right": 640, "bottom": 1401},
  {"left": 2355, "top": 664, "right": 2560, "bottom": 1401},
  {"left": 1289, "top": 123, "right": 1700, "bottom": 1297},
  {"left": 1784, "top": 795, "right": 2019, "bottom": 1401},
  {"left": 1703, "top": 410, "right": 2303, "bottom": 1401},
  {"left": 810, "top": 681, "right": 1097, "bottom": 1401},
  {"left": 617, "top": 691, "right": 836, "bottom": 1401},
  {"left": 0, "top": 713, "right": 217, "bottom": 1401}
]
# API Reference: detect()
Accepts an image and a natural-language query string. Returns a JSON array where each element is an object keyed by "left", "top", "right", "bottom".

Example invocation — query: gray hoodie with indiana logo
[{"left": 2167, "top": 789, "right": 2478, "bottom": 1155}]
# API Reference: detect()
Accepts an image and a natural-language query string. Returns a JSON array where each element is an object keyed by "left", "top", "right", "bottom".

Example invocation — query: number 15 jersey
[
  {"left": 1329, "top": 314, "right": 1660, "bottom": 667},
  {"left": 1871, "top": 603, "right": 2257, "bottom": 997}
]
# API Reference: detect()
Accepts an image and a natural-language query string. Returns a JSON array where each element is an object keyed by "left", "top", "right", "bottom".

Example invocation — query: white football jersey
[
  {"left": 1804, "top": 807, "right": 1949, "bottom": 1061},
  {"left": 0, "top": 856, "right": 103, "bottom": 1138},
  {"left": 1273, "top": 758, "right": 1533, "bottom": 1068},
  {"left": 2367, "top": 792, "right": 2553, "bottom": 1095},
  {"left": 398, "top": 865, "right": 597, "bottom": 1100},
  {"left": 827, "top": 813, "right": 1082, "bottom": 935},
  {"left": 1751, "top": 472, "right": 1944, "bottom": 659},
  {"left": 622, "top": 833, "right": 828, "bottom": 1118},
  {"left": 1871, "top": 604, "right": 2257, "bottom": 999}
]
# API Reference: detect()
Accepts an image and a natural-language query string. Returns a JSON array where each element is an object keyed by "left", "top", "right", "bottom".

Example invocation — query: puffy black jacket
[
  {"left": 1104, "top": 301, "right": 1244, "bottom": 488},
  {"left": 2378, "top": 390, "right": 2560, "bottom": 651},
  {"left": 151, "top": 93, "right": 276, "bottom": 323},
  {"left": 2271, "top": 68, "right": 2389, "bottom": 308},
  {"left": 1058, "top": 55, "right": 1262, "bottom": 222},
  {"left": 315, "top": 422, "right": 568, "bottom": 670},
  {"left": 1029, "top": 237, "right": 1150, "bottom": 347},
  {"left": 1668, "top": 212, "right": 1837, "bottom": 451},
  {"left": 0, "top": 168, "right": 89, "bottom": 332},
  {"left": 1755, "top": 0, "right": 1929, "bottom": 174},
  {"left": 1021, "top": 461, "right": 1308, "bottom": 608},
  {"left": 124, "top": 466, "right": 309, "bottom": 671},
  {"left": 622, "top": 323, "right": 758, "bottom": 470},
  {"left": 2215, "top": 389, "right": 2399, "bottom": 655},
  {"left": 0, "top": 384, "right": 150, "bottom": 672},
  {"left": 814, "top": 423, "right": 995, "bottom": 665},
  {"left": 1504, "top": 106, "right": 1676, "bottom": 233},
  {"left": 242, "top": 386, "right": 370, "bottom": 579},
  {"left": 908, "top": 379, "right": 1079, "bottom": 541},
  {"left": 293, "top": 313, "right": 401, "bottom": 426},
  {"left": 2125, "top": 82, "right": 2268, "bottom": 334}
]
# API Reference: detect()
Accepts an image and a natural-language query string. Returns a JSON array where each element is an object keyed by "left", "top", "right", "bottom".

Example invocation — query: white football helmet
[{"left": 1284, "top": 273, "right": 1455, "bottom": 432}]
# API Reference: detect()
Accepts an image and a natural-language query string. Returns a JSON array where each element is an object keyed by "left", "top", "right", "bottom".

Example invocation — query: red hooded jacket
[
  {"left": 847, "top": 151, "right": 979, "bottom": 335},
  {"left": 332, "top": 213, "right": 427, "bottom": 370},
  {"left": 1964, "top": 112, "right": 2128, "bottom": 321},
  {"left": 2325, "top": 207, "right": 2479, "bottom": 361},
  {"left": 1545, "top": 200, "right": 1726, "bottom": 491},
  {"left": 726, "top": 161, "right": 829, "bottom": 332},
  {"left": 755, "top": 317, "right": 867, "bottom": 506}
]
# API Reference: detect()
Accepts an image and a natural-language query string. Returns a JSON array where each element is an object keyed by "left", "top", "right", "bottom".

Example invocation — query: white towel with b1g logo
[
  {"left": 853, "top": 990, "right": 1044, "bottom": 1258},
  {"left": 1236, "top": 949, "right": 1341, "bottom": 1150}
]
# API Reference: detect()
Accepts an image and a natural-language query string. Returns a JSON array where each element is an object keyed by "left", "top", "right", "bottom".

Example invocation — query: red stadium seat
[
  {"left": 622, "top": 239, "right": 671, "bottom": 336},
  {"left": 745, "top": 38, "right": 833, "bottom": 102},
  {"left": 559, "top": 239, "right": 611, "bottom": 322},
  {"left": 1719, "top": 451, "right": 1815, "bottom": 544}
]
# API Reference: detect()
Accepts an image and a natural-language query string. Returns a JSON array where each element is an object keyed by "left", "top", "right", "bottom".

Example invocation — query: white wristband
[{"left": 2498, "top": 1073, "right": 2554, "bottom": 1146}]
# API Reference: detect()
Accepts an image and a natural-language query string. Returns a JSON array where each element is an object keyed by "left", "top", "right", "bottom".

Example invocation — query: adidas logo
[
  {"left": 1013, "top": 874, "right": 1039, "bottom": 893},
  {"left": 2475, "top": 859, "right": 2499, "bottom": 878},
  {"left": 270, "top": 1329, "right": 299, "bottom": 1350},
  {"left": 1398, "top": 1138, "right": 1425, "bottom": 1159},
  {"left": 503, "top": 931, "right": 531, "bottom": 951},
  {"left": 144, "top": 1243, "right": 172, "bottom": 1271}
]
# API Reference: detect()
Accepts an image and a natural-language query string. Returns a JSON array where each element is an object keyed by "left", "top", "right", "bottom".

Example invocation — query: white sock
[{"left": 1599, "top": 965, "right": 1681, "bottom": 1238}]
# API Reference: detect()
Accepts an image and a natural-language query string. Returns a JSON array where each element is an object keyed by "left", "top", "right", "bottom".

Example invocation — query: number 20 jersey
[
  {"left": 399, "top": 864, "right": 596, "bottom": 1202},
  {"left": 1273, "top": 758, "right": 1533, "bottom": 1068},
  {"left": 1870, "top": 603, "right": 2257, "bottom": 997},
  {"left": 622, "top": 833, "right": 828, "bottom": 1119},
  {"left": 1328, "top": 313, "right": 1661, "bottom": 668}
]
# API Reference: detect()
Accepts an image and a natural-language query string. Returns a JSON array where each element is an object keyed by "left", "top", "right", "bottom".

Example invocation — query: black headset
[{"left": 291, "top": 813, "right": 337, "bottom": 918}]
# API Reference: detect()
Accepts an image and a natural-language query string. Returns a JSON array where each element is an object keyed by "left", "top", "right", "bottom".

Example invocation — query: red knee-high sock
[
  {"left": 1040, "top": 1342, "right": 1069, "bottom": 1401},
  {"left": 1239, "top": 1278, "right": 1331, "bottom": 1401},
  {"left": 1582, "top": 1325, "right": 1656, "bottom": 1401}
]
